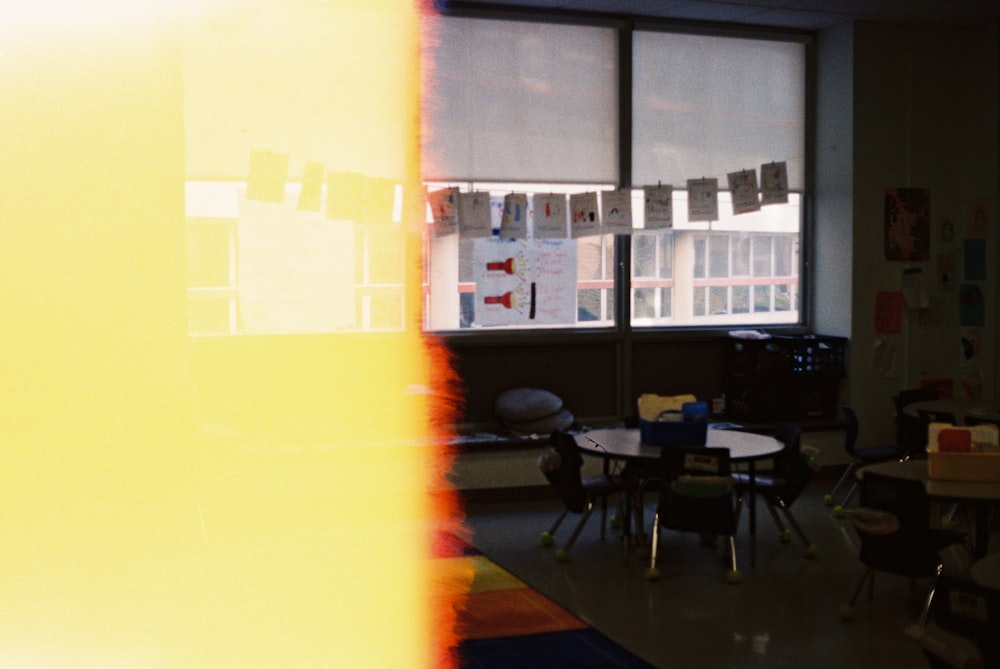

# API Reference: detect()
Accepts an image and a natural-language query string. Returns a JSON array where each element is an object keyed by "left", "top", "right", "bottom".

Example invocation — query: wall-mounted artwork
[{"left": 884, "top": 187, "right": 930, "bottom": 261}]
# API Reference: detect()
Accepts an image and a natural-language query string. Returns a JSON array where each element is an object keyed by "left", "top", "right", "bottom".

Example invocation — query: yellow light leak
[{"left": 0, "top": 1, "right": 463, "bottom": 668}]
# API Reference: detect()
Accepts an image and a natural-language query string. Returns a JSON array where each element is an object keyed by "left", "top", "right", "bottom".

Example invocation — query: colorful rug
[{"left": 432, "top": 531, "right": 657, "bottom": 669}]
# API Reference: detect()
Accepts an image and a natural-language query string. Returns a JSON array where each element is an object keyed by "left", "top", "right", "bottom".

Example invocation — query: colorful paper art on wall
[
  {"left": 959, "top": 283, "right": 985, "bottom": 326},
  {"left": 760, "top": 161, "right": 788, "bottom": 205},
  {"left": 727, "top": 169, "right": 760, "bottom": 215},
  {"left": 919, "top": 377, "right": 954, "bottom": 400},
  {"left": 569, "top": 192, "right": 601, "bottom": 238},
  {"left": 601, "top": 189, "right": 633, "bottom": 235},
  {"left": 298, "top": 161, "right": 325, "bottom": 212},
  {"left": 458, "top": 191, "right": 493, "bottom": 239},
  {"left": 687, "top": 178, "right": 718, "bottom": 222},
  {"left": 246, "top": 149, "right": 289, "bottom": 204},
  {"left": 963, "top": 238, "right": 987, "bottom": 280},
  {"left": 428, "top": 186, "right": 459, "bottom": 236},
  {"left": 473, "top": 238, "right": 577, "bottom": 326},
  {"left": 532, "top": 193, "right": 568, "bottom": 239},
  {"left": 499, "top": 192, "right": 528, "bottom": 240},
  {"left": 874, "top": 290, "right": 903, "bottom": 334},
  {"left": 643, "top": 185, "right": 673, "bottom": 229},
  {"left": 884, "top": 187, "right": 930, "bottom": 261}
]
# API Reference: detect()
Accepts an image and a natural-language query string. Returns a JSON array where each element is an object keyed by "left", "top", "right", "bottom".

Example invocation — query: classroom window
[{"left": 422, "top": 12, "right": 807, "bottom": 331}]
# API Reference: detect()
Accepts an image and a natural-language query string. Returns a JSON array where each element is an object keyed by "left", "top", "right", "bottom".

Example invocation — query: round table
[
  {"left": 904, "top": 399, "right": 1000, "bottom": 425},
  {"left": 575, "top": 427, "right": 783, "bottom": 566},
  {"left": 858, "top": 459, "right": 1000, "bottom": 558}
]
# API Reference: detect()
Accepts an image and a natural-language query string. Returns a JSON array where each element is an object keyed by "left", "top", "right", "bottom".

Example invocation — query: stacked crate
[{"left": 725, "top": 334, "right": 847, "bottom": 422}]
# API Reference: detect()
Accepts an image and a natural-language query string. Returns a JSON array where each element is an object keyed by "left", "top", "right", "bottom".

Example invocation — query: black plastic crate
[
  {"left": 728, "top": 335, "right": 847, "bottom": 377},
  {"left": 724, "top": 372, "right": 842, "bottom": 423},
  {"left": 724, "top": 372, "right": 787, "bottom": 422}
]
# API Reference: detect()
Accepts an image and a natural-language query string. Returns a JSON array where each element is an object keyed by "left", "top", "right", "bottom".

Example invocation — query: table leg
[
  {"left": 973, "top": 502, "right": 994, "bottom": 559},
  {"left": 748, "top": 461, "right": 757, "bottom": 568}
]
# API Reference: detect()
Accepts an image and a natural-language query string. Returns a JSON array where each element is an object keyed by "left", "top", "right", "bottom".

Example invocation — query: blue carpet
[{"left": 458, "top": 627, "right": 658, "bottom": 669}]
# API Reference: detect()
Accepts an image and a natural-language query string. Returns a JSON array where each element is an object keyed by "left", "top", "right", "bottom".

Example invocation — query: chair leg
[
  {"left": 826, "top": 462, "right": 857, "bottom": 505},
  {"left": 547, "top": 508, "right": 569, "bottom": 538},
  {"left": 561, "top": 502, "right": 594, "bottom": 554},
  {"left": 838, "top": 481, "right": 859, "bottom": 509},
  {"left": 775, "top": 501, "right": 814, "bottom": 551},
  {"left": 850, "top": 569, "right": 873, "bottom": 607},
  {"left": 918, "top": 563, "right": 945, "bottom": 627},
  {"left": 643, "top": 511, "right": 662, "bottom": 580}
]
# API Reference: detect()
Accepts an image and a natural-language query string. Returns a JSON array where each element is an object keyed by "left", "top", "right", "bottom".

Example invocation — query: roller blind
[
  {"left": 422, "top": 16, "right": 618, "bottom": 183},
  {"left": 632, "top": 31, "right": 806, "bottom": 191}
]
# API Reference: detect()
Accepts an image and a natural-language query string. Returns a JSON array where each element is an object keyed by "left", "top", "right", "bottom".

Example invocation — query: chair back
[
  {"left": 893, "top": 388, "right": 937, "bottom": 455},
  {"left": 540, "top": 429, "right": 588, "bottom": 513},
  {"left": 656, "top": 446, "right": 735, "bottom": 536},
  {"left": 854, "top": 471, "right": 940, "bottom": 577},
  {"left": 770, "top": 423, "right": 812, "bottom": 502},
  {"left": 841, "top": 406, "right": 860, "bottom": 457}
]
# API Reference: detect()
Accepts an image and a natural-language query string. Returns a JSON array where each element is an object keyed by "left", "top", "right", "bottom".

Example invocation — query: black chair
[
  {"left": 733, "top": 424, "right": 818, "bottom": 558},
  {"left": 538, "top": 429, "right": 628, "bottom": 562},
  {"left": 839, "top": 471, "right": 966, "bottom": 624},
  {"left": 920, "top": 572, "right": 999, "bottom": 669},
  {"left": 825, "top": 406, "right": 905, "bottom": 513},
  {"left": 644, "top": 446, "right": 742, "bottom": 584},
  {"left": 892, "top": 387, "right": 939, "bottom": 458}
]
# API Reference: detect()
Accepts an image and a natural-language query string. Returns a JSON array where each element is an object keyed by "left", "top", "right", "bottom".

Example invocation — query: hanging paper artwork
[
  {"left": 458, "top": 191, "right": 493, "bottom": 239},
  {"left": 687, "top": 178, "right": 718, "bottom": 222},
  {"left": 884, "top": 187, "right": 930, "bottom": 261},
  {"left": 325, "top": 171, "right": 364, "bottom": 221},
  {"left": 246, "top": 149, "right": 289, "bottom": 204},
  {"left": 727, "top": 169, "right": 760, "bottom": 215},
  {"left": 569, "top": 192, "right": 601, "bottom": 238},
  {"left": 297, "top": 161, "right": 325, "bottom": 212},
  {"left": 601, "top": 189, "right": 633, "bottom": 235},
  {"left": 473, "top": 238, "right": 578, "bottom": 326},
  {"left": 644, "top": 185, "right": 673, "bottom": 229},
  {"left": 427, "top": 186, "right": 459, "bottom": 236},
  {"left": 760, "top": 161, "right": 788, "bottom": 205},
  {"left": 499, "top": 193, "right": 528, "bottom": 240},
  {"left": 532, "top": 193, "right": 568, "bottom": 239}
]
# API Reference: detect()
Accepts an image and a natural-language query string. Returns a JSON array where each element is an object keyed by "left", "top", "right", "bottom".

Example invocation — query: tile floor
[{"left": 461, "top": 479, "right": 989, "bottom": 669}]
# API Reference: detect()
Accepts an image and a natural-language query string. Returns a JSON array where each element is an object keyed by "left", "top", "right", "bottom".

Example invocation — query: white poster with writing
[{"left": 473, "top": 238, "right": 577, "bottom": 326}]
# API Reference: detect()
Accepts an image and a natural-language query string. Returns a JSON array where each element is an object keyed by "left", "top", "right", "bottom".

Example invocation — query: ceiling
[{"left": 446, "top": 0, "right": 1000, "bottom": 30}]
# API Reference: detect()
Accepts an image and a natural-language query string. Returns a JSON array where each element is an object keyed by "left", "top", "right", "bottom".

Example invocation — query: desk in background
[{"left": 576, "top": 427, "right": 782, "bottom": 566}]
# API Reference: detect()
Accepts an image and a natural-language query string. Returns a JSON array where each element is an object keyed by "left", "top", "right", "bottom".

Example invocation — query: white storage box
[{"left": 926, "top": 422, "right": 1000, "bottom": 482}]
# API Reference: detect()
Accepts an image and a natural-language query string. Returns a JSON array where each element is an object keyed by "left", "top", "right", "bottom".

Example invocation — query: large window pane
[
  {"left": 423, "top": 17, "right": 618, "bottom": 182},
  {"left": 633, "top": 31, "right": 805, "bottom": 189}
]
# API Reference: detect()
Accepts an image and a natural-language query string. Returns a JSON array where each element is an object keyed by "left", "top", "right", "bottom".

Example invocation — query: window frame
[{"left": 425, "top": 4, "right": 815, "bottom": 340}]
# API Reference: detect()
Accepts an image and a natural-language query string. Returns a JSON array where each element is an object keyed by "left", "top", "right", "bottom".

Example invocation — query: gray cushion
[
  {"left": 504, "top": 408, "right": 575, "bottom": 435},
  {"left": 495, "top": 387, "right": 563, "bottom": 422}
]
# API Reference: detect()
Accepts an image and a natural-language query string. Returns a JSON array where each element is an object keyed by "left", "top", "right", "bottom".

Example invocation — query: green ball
[
  {"left": 726, "top": 569, "right": 743, "bottom": 585},
  {"left": 823, "top": 494, "right": 834, "bottom": 506},
  {"left": 804, "top": 544, "right": 818, "bottom": 559},
  {"left": 833, "top": 505, "right": 845, "bottom": 518},
  {"left": 779, "top": 529, "right": 792, "bottom": 543},
  {"left": 540, "top": 532, "right": 554, "bottom": 547},
  {"left": 555, "top": 548, "right": 569, "bottom": 563}
]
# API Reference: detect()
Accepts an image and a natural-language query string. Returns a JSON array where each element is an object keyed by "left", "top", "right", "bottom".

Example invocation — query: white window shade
[
  {"left": 422, "top": 17, "right": 618, "bottom": 183},
  {"left": 632, "top": 31, "right": 806, "bottom": 191}
]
